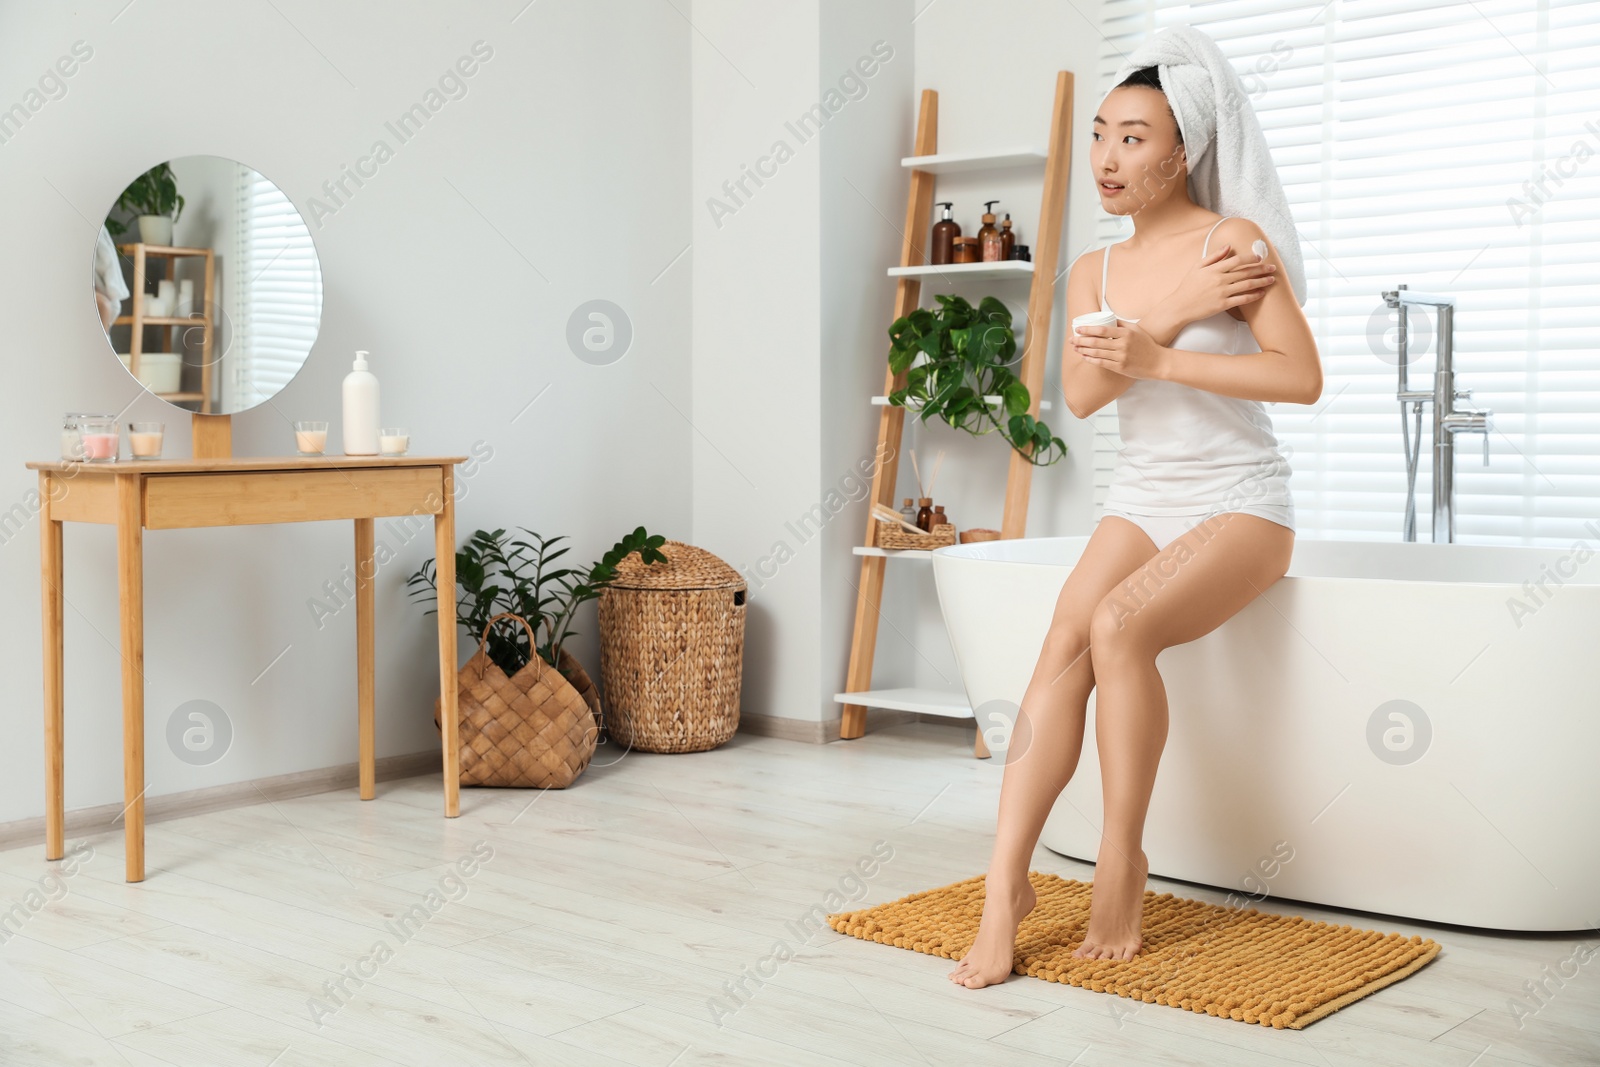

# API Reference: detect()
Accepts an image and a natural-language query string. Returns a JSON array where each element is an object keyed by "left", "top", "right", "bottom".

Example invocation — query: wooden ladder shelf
[{"left": 838, "top": 72, "right": 1075, "bottom": 757}]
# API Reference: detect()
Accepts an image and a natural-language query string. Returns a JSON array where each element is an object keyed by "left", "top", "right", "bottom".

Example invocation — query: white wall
[
  {"left": 688, "top": 0, "right": 1106, "bottom": 732},
  {"left": 0, "top": 0, "right": 1113, "bottom": 822},
  {"left": 689, "top": 1, "right": 825, "bottom": 727},
  {"left": 690, "top": 0, "right": 916, "bottom": 731},
  {"left": 912, "top": 0, "right": 1112, "bottom": 522},
  {"left": 878, "top": 0, "right": 1107, "bottom": 699},
  {"left": 817, "top": 1, "right": 917, "bottom": 718},
  {"left": 0, "top": 0, "right": 690, "bottom": 824}
]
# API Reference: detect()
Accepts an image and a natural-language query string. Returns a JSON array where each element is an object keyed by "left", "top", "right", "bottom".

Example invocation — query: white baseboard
[
  {"left": 736, "top": 708, "right": 970, "bottom": 744},
  {"left": 0, "top": 750, "right": 440, "bottom": 853}
]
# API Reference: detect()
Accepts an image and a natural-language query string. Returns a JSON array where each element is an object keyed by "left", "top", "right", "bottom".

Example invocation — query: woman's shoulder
[
  {"left": 1070, "top": 243, "right": 1116, "bottom": 266},
  {"left": 1206, "top": 214, "right": 1269, "bottom": 251},
  {"left": 1066, "top": 244, "right": 1113, "bottom": 288}
]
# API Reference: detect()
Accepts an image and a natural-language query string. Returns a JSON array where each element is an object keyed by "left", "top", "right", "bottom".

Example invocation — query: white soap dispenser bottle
[{"left": 342, "top": 350, "right": 380, "bottom": 455}]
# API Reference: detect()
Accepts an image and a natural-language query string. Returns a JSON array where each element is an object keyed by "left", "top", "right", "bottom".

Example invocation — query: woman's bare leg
[
  {"left": 1073, "top": 512, "right": 1293, "bottom": 961},
  {"left": 948, "top": 517, "right": 1158, "bottom": 988}
]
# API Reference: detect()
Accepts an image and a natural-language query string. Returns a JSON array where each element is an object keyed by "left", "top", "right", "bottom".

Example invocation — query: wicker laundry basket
[{"left": 598, "top": 539, "right": 746, "bottom": 753}]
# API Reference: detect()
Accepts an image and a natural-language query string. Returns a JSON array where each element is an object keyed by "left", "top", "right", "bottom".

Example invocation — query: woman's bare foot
[
  {"left": 947, "top": 873, "right": 1036, "bottom": 988},
  {"left": 1073, "top": 846, "right": 1149, "bottom": 960}
]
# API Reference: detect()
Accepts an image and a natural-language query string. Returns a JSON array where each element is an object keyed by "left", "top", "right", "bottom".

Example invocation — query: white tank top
[{"left": 1099, "top": 217, "right": 1294, "bottom": 516}]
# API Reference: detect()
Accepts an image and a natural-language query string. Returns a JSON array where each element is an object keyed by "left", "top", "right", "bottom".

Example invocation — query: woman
[
  {"left": 94, "top": 223, "right": 130, "bottom": 330},
  {"left": 948, "top": 61, "right": 1321, "bottom": 988}
]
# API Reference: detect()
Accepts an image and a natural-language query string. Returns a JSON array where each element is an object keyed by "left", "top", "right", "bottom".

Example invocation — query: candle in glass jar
[
  {"left": 378, "top": 428, "right": 409, "bottom": 456},
  {"left": 81, "top": 432, "right": 118, "bottom": 460},
  {"left": 293, "top": 420, "right": 328, "bottom": 456},
  {"left": 128, "top": 421, "right": 164, "bottom": 459},
  {"left": 65, "top": 413, "right": 111, "bottom": 462}
]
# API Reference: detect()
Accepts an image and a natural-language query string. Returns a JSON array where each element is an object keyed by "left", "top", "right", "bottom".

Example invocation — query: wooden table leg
[
  {"left": 39, "top": 473, "right": 64, "bottom": 861},
  {"left": 435, "top": 466, "right": 459, "bottom": 818},
  {"left": 116, "top": 476, "right": 145, "bottom": 883},
  {"left": 354, "top": 518, "right": 376, "bottom": 800}
]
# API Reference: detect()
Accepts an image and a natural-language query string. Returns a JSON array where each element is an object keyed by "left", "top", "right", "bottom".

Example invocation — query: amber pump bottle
[
  {"left": 978, "top": 201, "right": 1002, "bottom": 262},
  {"left": 930, "top": 202, "right": 960, "bottom": 265},
  {"left": 999, "top": 214, "right": 1016, "bottom": 261}
]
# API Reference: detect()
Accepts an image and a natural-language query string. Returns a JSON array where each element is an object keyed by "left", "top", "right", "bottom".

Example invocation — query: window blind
[
  {"left": 1090, "top": 0, "right": 1600, "bottom": 546},
  {"left": 234, "top": 164, "right": 322, "bottom": 409}
]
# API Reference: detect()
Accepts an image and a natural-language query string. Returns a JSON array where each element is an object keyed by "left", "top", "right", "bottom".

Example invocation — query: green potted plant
[
  {"left": 887, "top": 294, "right": 1068, "bottom": 466},
  {"left": 105, "top": 163, "right": 185, "bottom": 246},
  {"left": 407, "top": 525, "right": 667, "bottom": 693},
  {"left": 406, "top": 525, "right": 667, "bottom": 788}
]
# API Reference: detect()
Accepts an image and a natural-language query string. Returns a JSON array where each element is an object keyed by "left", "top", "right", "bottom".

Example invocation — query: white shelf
[
  {"left": 853, "top": 545, "right": 938, "bottom": 559},
  {"left": 872, "top": 395, "right": 1051, "bottom": 412},
  {"left": 900, "top": 149, "right": 1049, "bottom": 174},
  {"left": 888, "top": 261, "right": 1034, "bottom": 281},
  {"left": 834, "top": 686, "right": 972, "bottom": 719}
]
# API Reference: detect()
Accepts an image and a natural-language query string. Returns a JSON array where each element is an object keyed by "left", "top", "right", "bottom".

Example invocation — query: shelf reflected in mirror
[{"left": 94, "top": 155, "right": 323, "bottom": 414}]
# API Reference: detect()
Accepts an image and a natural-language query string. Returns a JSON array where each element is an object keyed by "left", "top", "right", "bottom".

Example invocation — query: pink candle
[{"left": 81, "top": 432, "right": 118, "bottom": 460}]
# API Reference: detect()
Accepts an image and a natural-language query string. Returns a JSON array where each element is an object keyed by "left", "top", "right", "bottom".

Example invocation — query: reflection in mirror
[{"left": 95, "top": 155, "right": 323, "bottom": 414}]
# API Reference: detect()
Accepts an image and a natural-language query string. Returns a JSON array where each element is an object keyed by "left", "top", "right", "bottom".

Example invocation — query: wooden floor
[{"left": 1, "top": 720, "right": 1595, "bottom": 1066}]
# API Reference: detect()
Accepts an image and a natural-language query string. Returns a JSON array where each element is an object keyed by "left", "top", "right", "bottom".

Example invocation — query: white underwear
[{"left": 1100, "top": 503, "right": 1294, "bottom": 552}]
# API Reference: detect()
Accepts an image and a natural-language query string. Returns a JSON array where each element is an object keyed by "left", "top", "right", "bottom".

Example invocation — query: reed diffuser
[
  {"left": 871, "top": 448, "right": 955, "bottom": 550},
  {"left": 908, "top": 448, "right": 947, "bottom": 531}
]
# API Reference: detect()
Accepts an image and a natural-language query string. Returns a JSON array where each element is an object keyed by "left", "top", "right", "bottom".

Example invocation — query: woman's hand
[
  {"left": 1073, "top": 322, "right": 1168, "bottom": 380},
  {"left": 95, "top": 290, "right": 118, "bottom": 331},
  {"left": 1165, "top": 242, "right": 1277, "bottom": 325}
]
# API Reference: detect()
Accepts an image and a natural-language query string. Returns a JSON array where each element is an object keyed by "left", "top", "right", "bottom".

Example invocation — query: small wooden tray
[{"left": 876, "top": 520, "right": 956, "bottom": 551}]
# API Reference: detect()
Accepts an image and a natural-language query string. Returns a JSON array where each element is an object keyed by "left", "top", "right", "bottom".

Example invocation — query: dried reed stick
[
  {"left": 872, "top": 502, "right": 923, "bottom": 533},
  {"left": 926, "top": 450, "right": 946, "bottom": 497}
]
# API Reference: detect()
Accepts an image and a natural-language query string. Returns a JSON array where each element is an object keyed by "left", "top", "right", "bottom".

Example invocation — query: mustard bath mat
[{"left": 827, "top": 871, "right": 1441, "bottom": 1029}]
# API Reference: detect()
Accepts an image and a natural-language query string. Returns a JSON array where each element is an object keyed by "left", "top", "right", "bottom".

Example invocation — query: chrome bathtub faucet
[{"left": 1383, "top": 284, "right": 1493, "bottom": 544}]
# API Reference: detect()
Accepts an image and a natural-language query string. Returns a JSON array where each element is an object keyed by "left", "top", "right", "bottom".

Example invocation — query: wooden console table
[{"left": 28, "top": 454, "right": 466, "bottom": 882}]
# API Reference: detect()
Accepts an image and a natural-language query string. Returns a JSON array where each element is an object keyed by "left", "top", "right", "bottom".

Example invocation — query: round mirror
[{"left": 93, "top": 155, "right": 323, "bottom": 414}]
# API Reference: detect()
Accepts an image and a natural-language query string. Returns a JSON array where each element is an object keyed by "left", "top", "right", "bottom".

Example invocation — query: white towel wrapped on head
[
  {"left": 95, "top": 224, "right": 130, "bottom": 304},
  {"left": 1102, "top": 24, "right": 1307, "bottom": 307}
]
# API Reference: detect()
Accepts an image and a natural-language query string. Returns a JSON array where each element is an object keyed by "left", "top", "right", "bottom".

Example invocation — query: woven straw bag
[{"left": 433, "top": 612, "right": 600, "bottom": 788}]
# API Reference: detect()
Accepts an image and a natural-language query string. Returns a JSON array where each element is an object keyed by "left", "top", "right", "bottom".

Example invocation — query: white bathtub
[{"left": 931, "top": 534, "right": 1600, "bottom": 932}]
